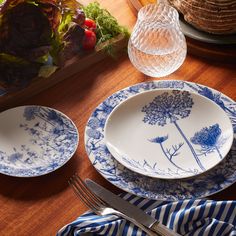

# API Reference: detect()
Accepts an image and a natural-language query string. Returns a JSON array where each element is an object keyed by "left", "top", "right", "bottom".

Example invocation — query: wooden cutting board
[
  {"left": 0, "top": 35, "right": 128, "bottom": 111},
  {"left": 127, "top": 0, "right": 236, "bottom": 63}
]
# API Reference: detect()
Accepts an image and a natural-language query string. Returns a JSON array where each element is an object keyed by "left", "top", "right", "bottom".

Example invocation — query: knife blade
[{"left": 85, "top": 179, "right": 180, "bottom": 236}]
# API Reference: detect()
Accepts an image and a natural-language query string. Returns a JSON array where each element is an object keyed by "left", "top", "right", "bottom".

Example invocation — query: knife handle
[{"left": 150, "top": 222, "right": 181, "bottom": 236}]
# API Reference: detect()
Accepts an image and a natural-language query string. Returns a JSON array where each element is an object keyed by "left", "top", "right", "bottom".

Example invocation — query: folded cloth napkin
[{"left": 57, "top": 193, "right": 236, "bottom": 236}]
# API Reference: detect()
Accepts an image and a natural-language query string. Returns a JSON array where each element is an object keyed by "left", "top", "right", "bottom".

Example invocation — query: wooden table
[{"left": 0, "top": 0, "right": 236, "bottom": 235}]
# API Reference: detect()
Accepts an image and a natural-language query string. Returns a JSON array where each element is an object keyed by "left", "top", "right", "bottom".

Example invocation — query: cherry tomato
[
  {"left": 84, "top": 18, "right": 97, "bottom": 32},
  {"left": 82, "top": 29, "right": 97, "bottom": 50}
]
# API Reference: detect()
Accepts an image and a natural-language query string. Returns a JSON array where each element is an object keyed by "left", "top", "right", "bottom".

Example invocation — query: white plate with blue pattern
[
  {"left": 104, "top": 89, "right": 234, "bottom": 179},
  {"left": 0, "top": 106, "right": 79, "bottom": 177},
  {"left": 85, "top": 80, "right": 236, "bottom": 200}
]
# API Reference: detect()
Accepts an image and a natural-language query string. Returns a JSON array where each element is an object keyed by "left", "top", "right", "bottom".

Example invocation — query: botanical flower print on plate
[
  {"left": 85, "top": 80, "right": 236, "bottom": 200},
  {"left": 104, "top": 89, "right": 233, "bottom": 179},
  {"left": 0, "top": 106, "right": 78, "bottom": 177}
]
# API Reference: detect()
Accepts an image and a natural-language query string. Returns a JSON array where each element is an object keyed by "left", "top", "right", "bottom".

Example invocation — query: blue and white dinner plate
[
  {"left": 85, "top": 80, "right": 236, "bottom": 200},
  {"left": 0, "top": 106, "right": 79, "bottom": 177},
  {"left": 104, "top": 89, "right": 233, "bottom": 179}
]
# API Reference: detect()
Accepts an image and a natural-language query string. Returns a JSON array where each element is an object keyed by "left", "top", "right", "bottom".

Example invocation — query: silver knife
[{"left": 85, "top": 179, "right": 181, "bottom": 236}]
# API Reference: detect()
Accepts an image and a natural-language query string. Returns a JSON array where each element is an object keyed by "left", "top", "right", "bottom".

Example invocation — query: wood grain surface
[{"left": 0, "top": 0, "right": 236, "bottom": 235}]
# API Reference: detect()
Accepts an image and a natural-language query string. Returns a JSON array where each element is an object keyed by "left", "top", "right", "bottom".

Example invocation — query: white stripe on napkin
[{"left": 57, "top": 193, "right": 236, "bottom": 236}]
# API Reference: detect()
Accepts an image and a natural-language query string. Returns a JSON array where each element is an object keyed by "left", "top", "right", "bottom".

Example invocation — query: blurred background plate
[{"left": 179, "top": 15, "right": 236, "bottom": 45}]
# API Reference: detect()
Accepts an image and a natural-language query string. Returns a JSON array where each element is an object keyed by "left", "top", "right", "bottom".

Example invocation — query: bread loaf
[{"left": 168, "top": 0, "right": 236, "bottom": 34}]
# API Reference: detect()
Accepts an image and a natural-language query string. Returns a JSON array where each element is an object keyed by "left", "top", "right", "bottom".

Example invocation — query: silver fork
[{"left": 68, "top": 174, "right": 161, "bottom": 236}]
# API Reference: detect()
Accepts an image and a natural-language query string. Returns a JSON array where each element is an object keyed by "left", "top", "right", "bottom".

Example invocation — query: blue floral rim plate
[
  {"left": 0, "top": 106, "right": 79, "bottom": 177},
  {"left": 104, "top": 89, "right": 233, "bottom": 179},
  {"left": 85, "top": 80, "right": 236, "bottom": 200}
]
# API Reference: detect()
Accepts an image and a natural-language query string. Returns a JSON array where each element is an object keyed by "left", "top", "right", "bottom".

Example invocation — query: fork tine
[
  {"left": 73, "top": 174, "right": 107, "bottom": 207},
  {"left": 69, "top": 175, "right": 159, "bottom": 236},
  {"left": 69, "top": 177, "right": 100, "bottom": 212},
  {"left": 72, "top": 175, "right": 99, "bottom": 208}
]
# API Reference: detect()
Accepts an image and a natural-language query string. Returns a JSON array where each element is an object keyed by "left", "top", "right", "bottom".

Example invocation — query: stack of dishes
[{"left": 85, "top": 80, "right": 236, "bottom": 200}]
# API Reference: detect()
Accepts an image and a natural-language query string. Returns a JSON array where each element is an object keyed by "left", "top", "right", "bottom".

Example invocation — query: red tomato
[
  {"left": 84, "top": 18, "right": 97, "bottom": 32},
  {"left": 82, "top": 29, "right": 97, "bottom": 50}
]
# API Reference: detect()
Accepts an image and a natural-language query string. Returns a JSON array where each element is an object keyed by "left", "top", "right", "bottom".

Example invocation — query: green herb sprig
[{"left": 83, "top": 2, "right": 130, "bottom": 45}]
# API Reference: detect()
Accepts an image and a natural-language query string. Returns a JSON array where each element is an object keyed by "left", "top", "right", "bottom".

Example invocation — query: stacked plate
[{"left": 85, "top": 80, "right": 236, "bottom": 200}]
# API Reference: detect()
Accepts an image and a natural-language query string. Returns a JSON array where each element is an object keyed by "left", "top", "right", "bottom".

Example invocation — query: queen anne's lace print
[
  {"left": 85, "top": 81, "right": 236, "bottom": 200},
  {"left": 142, "top": 90, "right": 204, "bottom": 171},
  {"left": 142, "top": 90, "right": 193, "bottom": 126},
  {"left": 191, "top": 124, "right": 226, "bottom": 159}
]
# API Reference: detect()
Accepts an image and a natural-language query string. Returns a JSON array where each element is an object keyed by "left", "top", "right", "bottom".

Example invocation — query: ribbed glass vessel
[{"left": 128, "top": 3, "right": 187, "bottom": 77}]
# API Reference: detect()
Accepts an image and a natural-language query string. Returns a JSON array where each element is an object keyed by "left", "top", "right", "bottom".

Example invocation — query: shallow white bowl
[{"left": 104, "top": 89, "right": 233, "bottom": 179}]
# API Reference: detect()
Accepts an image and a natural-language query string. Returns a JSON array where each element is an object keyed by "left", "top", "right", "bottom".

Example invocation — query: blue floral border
[{"left": 85, "top": 80, "right": 236, "bottom": 200}]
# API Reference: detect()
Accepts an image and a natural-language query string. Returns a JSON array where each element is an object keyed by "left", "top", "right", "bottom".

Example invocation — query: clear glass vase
[{"left": 128, "top": 3, "right": 187, "bottom": 77}]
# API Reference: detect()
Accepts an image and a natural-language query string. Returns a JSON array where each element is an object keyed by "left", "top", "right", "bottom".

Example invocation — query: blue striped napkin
[{"left": 57, "top": 193, "right": 236, "bottom": 236}]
